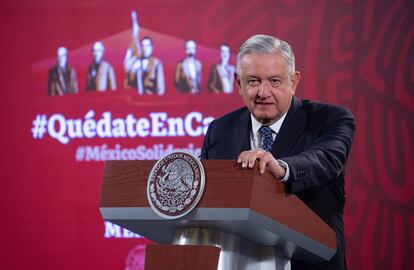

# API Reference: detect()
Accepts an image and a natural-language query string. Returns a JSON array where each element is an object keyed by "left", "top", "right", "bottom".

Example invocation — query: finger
[
  {"left": 259, "top": 155, "right": 268, "bottom": 174},
  {"left": 265, "top": 155, "right": 281, "bottom": 177},
  {"left": 240, "top": 151, "right": 252, "bottom": 168},
  {"left": 237, "top": 151, "right": 248, "bottom": 167},
  {"left": 245, "top": 151, "right": 257, "bottom": 168},
  {"left": 248, "top": 151, "right": 261, "bottom": 168},
  {"left": 237, "top": 151, "right": 245, "bottom": 163},
  {"left": 238, "top": 150, "right": 259, "bottom": 168},
  {"left": 258, "top": 152, "right": 272, "bottom": 174},
  {"left": 241, "top": 150, "right": 256, "bottom": 168}
]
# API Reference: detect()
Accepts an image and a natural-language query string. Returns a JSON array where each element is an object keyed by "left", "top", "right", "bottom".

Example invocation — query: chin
[
  {"left": 254, "top": 115, "right": 273, "bottom": 124},
  {"left": 253, "top": 112, "right": 279, "bottom": 124}
]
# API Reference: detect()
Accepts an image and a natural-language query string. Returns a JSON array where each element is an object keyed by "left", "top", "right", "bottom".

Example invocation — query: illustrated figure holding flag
[{"left": 124, "top": 11, "right": 165, "bottom": 95}]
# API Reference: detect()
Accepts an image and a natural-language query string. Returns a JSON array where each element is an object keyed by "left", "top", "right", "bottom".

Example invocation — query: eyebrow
[{"left": 244, "top": 75, "right": 283, "bottom": 79}]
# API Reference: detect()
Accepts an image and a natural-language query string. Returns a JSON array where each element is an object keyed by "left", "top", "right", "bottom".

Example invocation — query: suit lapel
[
  {"left": 272, "top": 97, "right": 307, "bottom": 158},
  {"left": 234, "top": 108, "right": 252, "bottom": 155}
]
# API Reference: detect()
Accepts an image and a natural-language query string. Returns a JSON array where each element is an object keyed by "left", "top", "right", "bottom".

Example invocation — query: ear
[
  {"left": 291, "top": 71, "right": 300, "bottom": 94},
  {"left": 234, "top": 73, "right": 242, "bottom": 95}
]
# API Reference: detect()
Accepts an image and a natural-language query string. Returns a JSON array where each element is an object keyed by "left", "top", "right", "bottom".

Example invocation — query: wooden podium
[{"left": 100, "top": 160, "right": 336, "bottom": 270}]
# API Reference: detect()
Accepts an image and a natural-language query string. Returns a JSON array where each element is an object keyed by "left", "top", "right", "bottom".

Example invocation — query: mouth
[{"left": 255, "top": 101, "right": 273, "bottom": 106}]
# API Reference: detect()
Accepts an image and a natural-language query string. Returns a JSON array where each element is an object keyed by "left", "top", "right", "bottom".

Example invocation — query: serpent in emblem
[{"left": 157, "top": 159, "right": 193, "bottom": 193}]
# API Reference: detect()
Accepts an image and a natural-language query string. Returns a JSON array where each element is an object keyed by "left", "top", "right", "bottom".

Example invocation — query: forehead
[
  {"left": 93, "top": 43, "right": 104, "bottom": 51},
  {"left": 186, "top": 41, "right": 196, "bottom": 48},
  {"left": 240, "top": 53, "right": 288, "bottom": 76},
  {"left": 57, "top": 48, "right": 67, "bottom": 56},
  {"left": 220, "top": 45, "right": 230, "bottom": 53},
  {"left": 142, "top": 39, "right": 152, "bottom": 46}
]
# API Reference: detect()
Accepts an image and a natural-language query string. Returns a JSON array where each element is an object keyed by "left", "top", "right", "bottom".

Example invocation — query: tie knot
[
  {"left": 260, "top": 126, "right": 274, "bottom": 152},
  {"left": 260, "top": 125, "right": 273, "bottom": 136}
]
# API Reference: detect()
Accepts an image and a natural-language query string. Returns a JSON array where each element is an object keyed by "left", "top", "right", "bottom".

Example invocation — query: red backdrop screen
[{"left": 1, "top": 0, "right": 414, "bottom": 269}]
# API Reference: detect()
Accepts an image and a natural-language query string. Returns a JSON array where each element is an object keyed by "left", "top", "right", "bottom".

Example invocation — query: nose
[{"left": 257, "top": 80, "right": 271, "bottom": 97}]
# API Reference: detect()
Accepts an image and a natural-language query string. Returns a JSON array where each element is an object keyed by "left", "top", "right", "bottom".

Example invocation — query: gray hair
[{"left": 236, "top": 34, "right": 295, "bottom": 76}]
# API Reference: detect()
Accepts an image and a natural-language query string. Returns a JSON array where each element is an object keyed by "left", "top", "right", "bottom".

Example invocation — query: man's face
[
  {"left": 57, "top": 47, "right": 67, "bottom": 68},
  {"left": 236, "top": 53, "right": 300, "bottom": 125},
  {"left": 92, "top": 42, "right": 104, "bottom": 63},
  {"left": 185, "top": 40, "right": 196, "bottom": 57},
  {"left": 142, "top": 39, "right": 153, "bottom": 58},
  {"left": 220, "top": 45, "right": 230, "bottom": 64}
]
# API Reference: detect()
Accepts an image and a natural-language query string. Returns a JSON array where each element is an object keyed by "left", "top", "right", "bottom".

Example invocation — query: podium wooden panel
[
  {"left": 100, "top": 160, "right": 337, "bottom": 268},
  {"left": 145, "top": 245, "right": 220, "bottom": 270}
]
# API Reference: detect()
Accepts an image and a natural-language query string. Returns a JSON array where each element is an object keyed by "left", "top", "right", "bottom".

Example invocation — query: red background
[{"left": 1, "top": 0, "right": 414, "bottom": 269}]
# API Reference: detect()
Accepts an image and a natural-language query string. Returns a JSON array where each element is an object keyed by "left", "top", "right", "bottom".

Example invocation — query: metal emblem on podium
[{"left": 147, "top": 151, "right": 205, "bottom": 219}]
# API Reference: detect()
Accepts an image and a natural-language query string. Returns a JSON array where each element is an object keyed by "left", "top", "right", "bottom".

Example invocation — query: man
[
  {"left": 174, "top": 40, "right": 202, "bottom": 94},
  {"left": 124, "top": 11, "right": 165, "bottom": 95},
  {"left": 201, "top": 34, "right": 355, "bottom": 270},
  {"left": 139, "top": 37, "right": 165, "bottom": 95},
  {"left": 208, "top": 44, "right": 235, "bottom": 93},
  {"left": 125, "top": 36, "right": 165, "bottom": 95},
  {"left": 86, "top": 41, "right": 117, "bottom": 91},
  {"left": 48, "top": 46, "right": 78, "bottom": 96}
]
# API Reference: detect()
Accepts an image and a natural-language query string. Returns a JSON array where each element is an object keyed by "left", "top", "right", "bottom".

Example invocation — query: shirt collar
[{"left": 251, "top": 112, "right": 288, "bottom": 135}]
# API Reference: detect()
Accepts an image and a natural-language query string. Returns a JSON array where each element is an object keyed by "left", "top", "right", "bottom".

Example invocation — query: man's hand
[{"left": 237, "top": 149, "right": 286, "bottom": 179}]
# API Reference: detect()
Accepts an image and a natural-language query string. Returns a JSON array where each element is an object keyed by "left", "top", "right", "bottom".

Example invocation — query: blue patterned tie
[{"left": 260, "top": 126, "right": 274, "bottom": 152}]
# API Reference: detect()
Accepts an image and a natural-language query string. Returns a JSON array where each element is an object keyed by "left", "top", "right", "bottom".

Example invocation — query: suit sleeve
[
  {"left": 201, "top": 120, "right": 215, "bottom": 159},
  {"left": 109, "top": 65, "right": 117, "bottom": 90},
  {"left": 71, "top": 68, "right": 79, "bottom": 94},
  {"left": 281, "top": 107, "right": 355, "bottom": 193},
  {"left": 157, "top": 62, "right": 165, "bottom": 95},
  {"left": 207, "top": 65, "right": 221, "bottom": 93},
  {"left": 174, "top": 63, "right": 182, "bottom": 89}
]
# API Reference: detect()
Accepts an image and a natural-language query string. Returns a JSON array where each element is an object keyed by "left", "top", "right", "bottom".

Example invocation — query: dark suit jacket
[{"left": 201, "top": 97, "right": 355, "bottom": 270}]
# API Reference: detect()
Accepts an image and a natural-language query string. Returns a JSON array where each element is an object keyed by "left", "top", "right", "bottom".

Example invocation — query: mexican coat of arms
[{"left": 147, "top": 151, "right": 205, "bottom": 219}]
